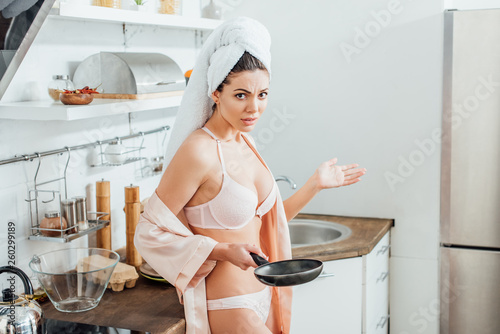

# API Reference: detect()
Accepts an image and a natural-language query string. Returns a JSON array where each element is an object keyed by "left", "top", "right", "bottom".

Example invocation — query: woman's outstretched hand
[{"left": 314, "top": 158, "right": 366, "bottom": 189}]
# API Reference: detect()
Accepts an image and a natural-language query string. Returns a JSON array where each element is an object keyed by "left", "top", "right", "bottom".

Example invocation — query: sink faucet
[{"left": 275, "top": 175, "right": 297, "bottom": 189}]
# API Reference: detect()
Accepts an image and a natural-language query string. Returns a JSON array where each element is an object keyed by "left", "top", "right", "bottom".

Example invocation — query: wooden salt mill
[
  {"left": 124, "top": 184, "right": 142, "bottom": 267},
  {"left": 96, "top": 179, "right": 111, "bottom": 250}
]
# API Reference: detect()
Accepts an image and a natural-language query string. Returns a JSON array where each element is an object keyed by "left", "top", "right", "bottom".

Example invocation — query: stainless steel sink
[{"left": 289, "top": 219, "right": 352, "bottom": 247}]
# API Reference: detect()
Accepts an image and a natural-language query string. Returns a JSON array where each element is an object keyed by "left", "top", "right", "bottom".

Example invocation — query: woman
[{"left": 135, "top": 18, "right": 365, "bottom": 334}]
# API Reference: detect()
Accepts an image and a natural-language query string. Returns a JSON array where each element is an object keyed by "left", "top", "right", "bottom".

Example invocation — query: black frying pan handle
[{"left": 250, "top": 253, "right": 269, "bottom": 266}]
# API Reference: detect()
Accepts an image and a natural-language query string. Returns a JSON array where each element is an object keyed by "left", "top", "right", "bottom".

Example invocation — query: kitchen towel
[{"left": 164, "top": 16, "right": 271, "bottom": 165}]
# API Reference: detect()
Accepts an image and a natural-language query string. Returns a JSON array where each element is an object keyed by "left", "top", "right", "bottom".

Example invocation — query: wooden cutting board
[{"left": 92, "top": 90, "right": 184, "bottom": 100}]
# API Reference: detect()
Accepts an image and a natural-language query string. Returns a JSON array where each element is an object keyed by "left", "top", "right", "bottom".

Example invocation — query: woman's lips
[{"left": 241, "top": 118, "right": 258, "bottom": 126}]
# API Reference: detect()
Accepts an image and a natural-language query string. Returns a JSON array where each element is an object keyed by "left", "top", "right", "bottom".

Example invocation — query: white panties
[{"left": 207, "top": 286, "right": 271, "bottom": 323}]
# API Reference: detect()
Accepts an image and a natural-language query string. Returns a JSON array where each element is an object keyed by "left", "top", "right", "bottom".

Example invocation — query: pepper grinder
[
  {"left": 96, "top": 179, "right": 111, "bottom": 250},
  {"left": 125, "top": 184, "right": 142, "bottom": 267}
]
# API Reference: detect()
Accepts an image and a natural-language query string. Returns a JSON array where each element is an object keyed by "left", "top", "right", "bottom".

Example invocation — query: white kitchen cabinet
[
  {"left": 363, "top": 232, "right": 390, "bottom": 334},
  {"left": 291, "top": 231, "right": 390, "bottom": 334},
  {"left": 291, "top": 256, "right": 363, "bottom": 334}
]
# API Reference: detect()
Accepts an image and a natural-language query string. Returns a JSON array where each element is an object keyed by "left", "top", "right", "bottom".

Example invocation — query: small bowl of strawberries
[{"left": 59, "top": 86, "right": 100, "bottom": 105}]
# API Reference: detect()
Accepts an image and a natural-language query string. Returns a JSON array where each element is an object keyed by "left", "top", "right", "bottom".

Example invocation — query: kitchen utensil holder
[
  {"left": 25, "top": 150, "right": 109, "bottom": 243},
  {"left": 90, "top": 134, "right": 146, "bottom": 168}
]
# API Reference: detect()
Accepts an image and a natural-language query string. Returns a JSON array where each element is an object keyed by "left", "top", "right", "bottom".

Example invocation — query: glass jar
[
  {"left": 159, "top": 0, "right": 181, "bottom": 15},
  {"left": 93, "top": 0, "right": 121, "bottom": 9},
  {"left": 47, "top": 75, "right": 74, "bottom": 101},
  {"left": 40, "top": 211, "right": 67, "bottom": 237}
]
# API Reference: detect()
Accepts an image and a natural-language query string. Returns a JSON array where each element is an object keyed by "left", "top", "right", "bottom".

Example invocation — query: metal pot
[
  {"left": 251, "top": 253, "right": 323, "bottom": 287},
  {"left": 0, "top": 266, "right": 43, "bottom": 334}
]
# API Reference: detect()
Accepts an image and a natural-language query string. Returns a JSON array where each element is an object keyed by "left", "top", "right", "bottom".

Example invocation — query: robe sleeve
[{"left": 134, "top": 192, "right": 218, "bottom": 295}]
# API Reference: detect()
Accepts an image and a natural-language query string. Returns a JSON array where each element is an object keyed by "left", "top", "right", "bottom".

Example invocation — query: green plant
[{"left": 133, "top": 0, "right": 147, "bottom": 5}]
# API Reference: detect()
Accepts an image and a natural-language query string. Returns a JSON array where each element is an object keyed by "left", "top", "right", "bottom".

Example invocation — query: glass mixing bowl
[{"left": 29, "top": 248, "right": 119, "bottom": 313}]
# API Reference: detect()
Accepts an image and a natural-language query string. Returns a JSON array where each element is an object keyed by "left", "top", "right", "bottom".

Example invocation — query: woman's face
[{"left": 212, "top": 69, "right": 270, "bottom": 132}]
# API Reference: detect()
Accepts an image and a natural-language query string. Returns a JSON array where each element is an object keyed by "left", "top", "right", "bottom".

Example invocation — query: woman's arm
[
  {"left": 156, "top": 134, "right": 212, "bottom": 224},
  {"left": 282, "top": 158, "right": 366, "bottom": 221},
  {"left": 208, "top": 242, "right": 266, "bottom": 270}
]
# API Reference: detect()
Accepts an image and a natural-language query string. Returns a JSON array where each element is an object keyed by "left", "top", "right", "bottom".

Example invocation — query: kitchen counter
[
  {"left": 40, "top": 214, "right": 392, "bottom": 333},
  {"left": 292, "top": 213, "right": 394, "bottom": 261},
  {"left": 41, "top": 274, "right": 185, "bottom": 334}
]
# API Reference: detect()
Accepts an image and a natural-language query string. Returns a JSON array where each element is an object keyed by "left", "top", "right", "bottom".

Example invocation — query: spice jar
[
  {"left": 104, "top": 139, "right": 127, "bottom": 164},
  {"left": 73, "top": 196, "right": 88, "bottom": 231},
  {"left": 61, "top": 199, "right": 77, "bottom": 234},
  {"left": 47, "top": 75, "right": 74, "bottom": 101},
  {"left": 40, "top": 211, "right": 67, "bottom": 237}
]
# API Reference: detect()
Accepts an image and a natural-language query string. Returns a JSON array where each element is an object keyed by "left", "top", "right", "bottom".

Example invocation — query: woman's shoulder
[{"left": 172, "top": 128, "right": 216, "bottom": 165}]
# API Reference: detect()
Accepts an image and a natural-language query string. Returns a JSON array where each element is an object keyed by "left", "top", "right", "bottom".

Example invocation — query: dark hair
[{"left": 215, "top": 51, "right": 267, "bottom": 93}]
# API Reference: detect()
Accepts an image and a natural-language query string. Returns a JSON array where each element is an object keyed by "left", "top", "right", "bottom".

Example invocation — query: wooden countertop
[
  {"left": 41, "top": 274, "right": 185, "bottom": 334},
  {"left": 41, "top": 214, "right": 392, "bottom": 333},
  {"left": 292, "top": 213, "right": 394, "bottom": 261}
]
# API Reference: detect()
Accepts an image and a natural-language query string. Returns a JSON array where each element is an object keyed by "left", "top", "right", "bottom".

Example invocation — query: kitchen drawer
[
  {"left": 291, "top": 257, "right": 362, "bottom": 334},
  {"left": 365, "top": 269, "right": 389, "bottom": 330},
  {"left": 364, "top": 232, "right": 390, "bottom": 282}
]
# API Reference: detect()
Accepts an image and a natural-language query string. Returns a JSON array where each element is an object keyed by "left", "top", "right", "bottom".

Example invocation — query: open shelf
[
  {"left": 52, "top": 2, "right": 222, "bottom": 30},
  {"left": 0, "top": 93, "right": 182, "bottom": 120}
]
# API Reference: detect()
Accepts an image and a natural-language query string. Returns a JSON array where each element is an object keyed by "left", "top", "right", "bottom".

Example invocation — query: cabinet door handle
[
  {"left": 318, "top": 272, "right": 335, "bottom": 279},
  {"left": 376, "top": 315, "right": 389, "bottom": 329},
  {"left": 377, "top": 245, "right": 390, "bottom": 256},
  {"left": 376, "top": 271, "right": 389, "bottom": 283}
]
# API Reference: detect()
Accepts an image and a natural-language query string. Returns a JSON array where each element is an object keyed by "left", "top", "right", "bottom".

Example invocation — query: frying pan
[{"left": 250, "top": 253, "right": 323, "bottom": 287}]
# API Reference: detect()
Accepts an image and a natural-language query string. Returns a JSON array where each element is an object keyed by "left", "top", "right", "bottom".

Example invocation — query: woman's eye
[
  {"left": 259, "top": 92, "right": 268, "bottom": 98},
  {"left": 235, "top": 93, "right": 245, "bottom": 99}
]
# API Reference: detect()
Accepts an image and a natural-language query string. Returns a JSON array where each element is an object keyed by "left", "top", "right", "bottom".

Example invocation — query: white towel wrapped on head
[{"left": 165, "top": 17, "right": 272, "bottom": 165}]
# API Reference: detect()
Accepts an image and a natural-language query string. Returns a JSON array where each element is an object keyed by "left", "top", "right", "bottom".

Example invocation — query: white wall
[{"left": 224, "top": 1, "right": 442, "bottom": 333}]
